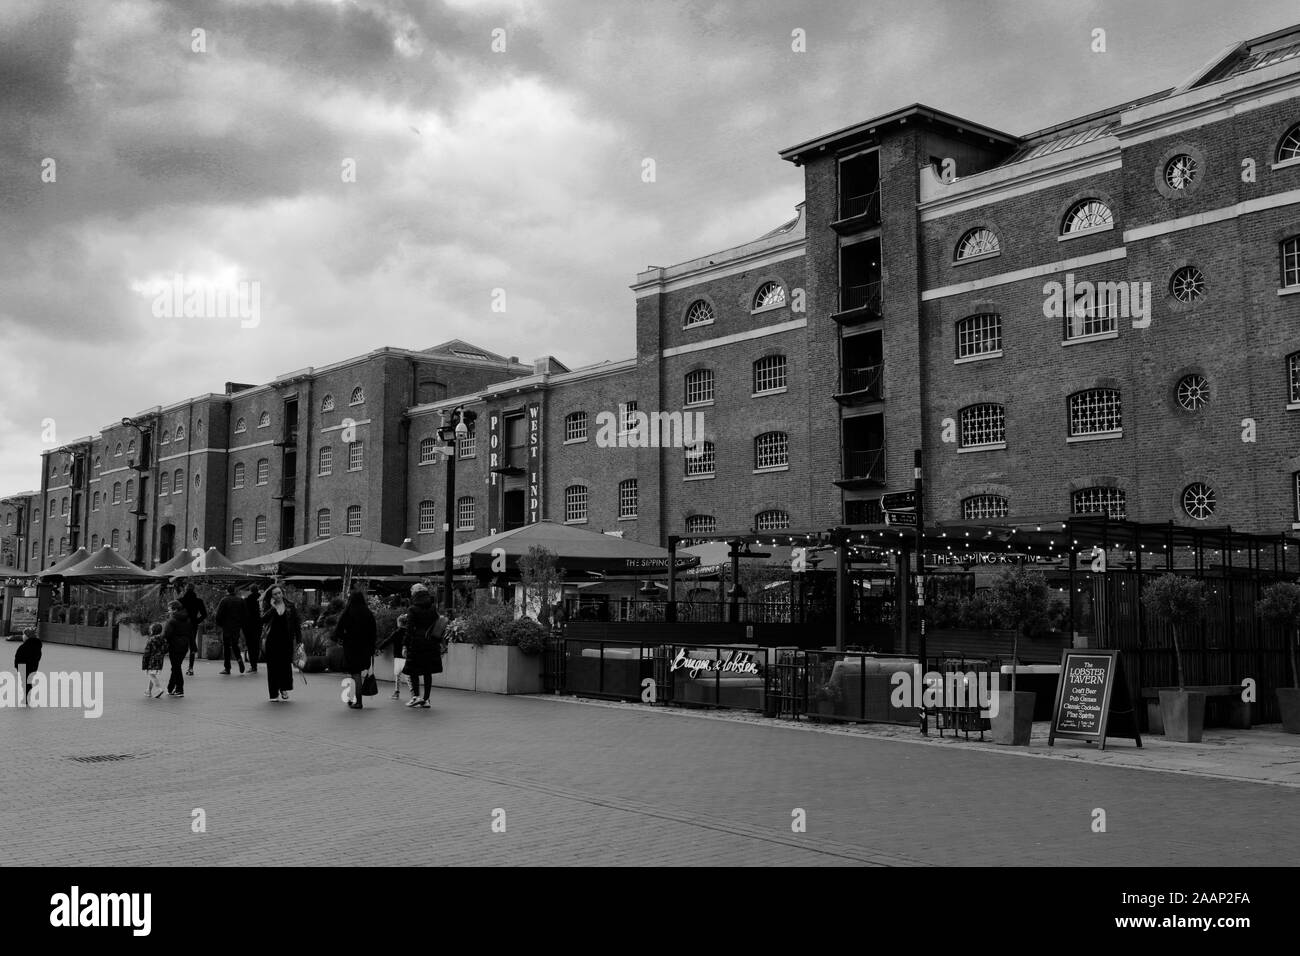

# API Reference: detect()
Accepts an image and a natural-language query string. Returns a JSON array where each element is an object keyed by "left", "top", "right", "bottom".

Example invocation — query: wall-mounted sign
[
  {"left": 926, "top": 552, "right": 1058, "bottom": 565},
  {"left": 670, "top": 648, "right": 761, "bottom": 679},
  {"left": 527, "top": 402, "right": 542, "bottom": 524},
  {"left": 487, "top": 410, "right": 502, "bottom": 533}
]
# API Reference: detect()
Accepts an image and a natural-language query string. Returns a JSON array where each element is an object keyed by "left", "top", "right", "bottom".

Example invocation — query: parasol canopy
[
  {"left": 59, "top": 546, "right": 157, "bottom": 582},
  {"left": 166, "top": 547, "right": 261, "bottom": 582},
  {"left": 35, "top": 547, "right": 91, "bottom": 579},
  {"left": 236, "top": 536, "right": 418, "bottom": 577}
]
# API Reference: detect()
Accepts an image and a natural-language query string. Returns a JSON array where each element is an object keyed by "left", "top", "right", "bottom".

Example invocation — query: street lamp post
[{"left": 437, "top": 407, "right": 475, "bottom": 611}]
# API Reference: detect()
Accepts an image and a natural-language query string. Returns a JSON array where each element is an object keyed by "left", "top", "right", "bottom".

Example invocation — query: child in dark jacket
[
  {"left": 141, "top": 623, "right": 168, "bottom": 698},
  {"left": 14, "top": 628, "right": 42, "bottom": 704}
]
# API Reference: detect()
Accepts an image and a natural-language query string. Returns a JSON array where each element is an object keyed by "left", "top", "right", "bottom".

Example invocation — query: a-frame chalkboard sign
[{"left": 1048, "top": 648, "right": 1141, "bottom": 751}]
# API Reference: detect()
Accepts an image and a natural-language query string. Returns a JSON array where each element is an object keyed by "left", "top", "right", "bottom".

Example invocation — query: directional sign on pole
[
  {"left": 884, "top": 510, "right": 916, "bottom": 527},
  {"left": 881, "top": 491, "right": 916, "bottom": 512}
]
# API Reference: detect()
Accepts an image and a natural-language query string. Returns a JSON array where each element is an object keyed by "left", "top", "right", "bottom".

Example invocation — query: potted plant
[
  {"left": 813, "top": 680, "right": 842, "bottom": 718},
  {"left": 988, "top": 567, "right": 1051, "bottom": 746},
  {"left": 1257, "top": 581, "right": 1300, "bottom": 734},
  {"left": 299, "top": 626, "right": 330, "bottom": 673},
  {"left": 1141, "top": 573, "right": 1208, "bottom": 742}
]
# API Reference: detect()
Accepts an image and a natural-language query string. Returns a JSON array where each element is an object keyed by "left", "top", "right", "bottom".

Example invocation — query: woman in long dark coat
[
  {"left": 333, "top": 590, "right": 377, "bottom": 709},
  {"left": 261, "top": 584, "right": 302, "bottom": 702},
  {"left": 402, "top": 583, "right": 444, "bottom": 709}
]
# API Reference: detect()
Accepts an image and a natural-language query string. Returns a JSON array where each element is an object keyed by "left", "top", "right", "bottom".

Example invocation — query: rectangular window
[
  {"left": 685, "top": 371, "right": 714, "bottom": 406},
  {"left": 1289, "top": 354, "right": 1300, "bottom": 404},
  {"left": 755, "top": 433, "right": 789, "bottom": 469},
  {"left": 231, "top": 521, "right": 243, "bottom": 546},
  {"left": 254, "top": 516, "right": 267, "bottom": 542},
  {"left": 1283, "top": 237, "right": 1300, "bottom": 288},
  {"left": 346, "top": 506, "right": 361, "bottom": 535},
  {"left": 565, "top": 413, "right": 588, "bottom": 442},
  {"left": 619, "top": 480, "right": 638, "bottom": 519},
  {"left": 348, "top": 442, "right": 363, "bottom": 471},
  {"left": 1064, "top": 286, "right": 1118, "bottom": 340},
  {"left": 1295, "top": 472, "right": 1300, "bottom": 521},
  {"left": 418, "top": 500, "right": 437, "bottom": 534},
  {"left": 319, "top": 447, "right": 333, "bottom": 475},
  {"left": 956, "top": 314, "right": 1002, "bottom": 357},
  {"left": 753, "top": 356, "right": 787, "bottom": 394},
  {"left": 959, "top": 405, "right": 1006, "bottom": 447},
  {"left": 457, "top": 497, "right": 475, "bottom": 531},
  {"left": 565, "top": 486, "right": 588, "bottom": 523},
  {"left": 620, "top": 401, "right": 638, "bottom": 434},
  {"left": 256, "top": 460, "right": 269, "bottom": 485},
  {"left": 685, "top": 442, "right": 716, "bottom": 477},
  {"left": 1069, "top": 390, "right": 1122, "bottom": 436},
  {"left": 1072, "top": 487, "right": 1127, "bottom": 519},
  {"left": 506, "top": 414, "right": 526, "bottom": 468},
  {"left": 458, "top": 427, "right": 476, "bottom": 459},
  {"left": 317, "top": 511, "right": 331, "bottom": 538}
]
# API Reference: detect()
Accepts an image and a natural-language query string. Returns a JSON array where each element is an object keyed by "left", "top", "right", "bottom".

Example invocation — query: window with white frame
[
  {"left": 114, "top": 442, "right": 123, "bottom": 457},
  {"left": 175, "top": 425, "right": 184, "bottom": 441},
  {"left": 90, "top": 534, "right": 99, "bottom": 550},
  {"left": 127, "top": 440, "right": 135, "bottom": 456},
  {"left": 1069, "top": 389, "right": 1122, "bottom": 436},
  {"left": 618, "top": 479, "right": 637, "bottom": 519},
  {"left": 1062, "top": 199, "right": 1113, "bottom": 234},
  {"left": 564, "top": 485, "right": 588, "bottom": 523},
  {"left": 350, "top": 387, "right": 364, "bottom": 405},
  {"left": 1170, "top": 266, "right": 1205, "bottom": 302},
  {"left": 321, "top": 394, "right": 335, "bottom": 413},
  {"left": 254, "top": 515, "right": 267, "bottom": 543},
  {"left": 233, "top": 462, "right": 245, "bottom": 488},
  {"left": 956, "top": 314, "right": 1002, "bottom": 358},
  {"left": 234, "top": 418, "right": 246, "bottom": 434},
  {"left": 346, "top": 505, "right": 361, "bottom": 535},
  {"left": 1289, "top": 353, "right": 1300, "bottom": 404},
  {"left": 620, "top": 401, "right": 639, "bottom": 434},
  {"left": 418, "top": 500, "right": 437, "bottom": 533},
  {"left": 1294, "top": 472, "right": 1300, "bottom": 521},
  {"left": 684, "top": 300, "right": 714, "bottom": 326},
  {"left": 159, "top": 472, "right": 170, "bottom": 496},
  {"left": 1164, "top": 154, "right": 1198, "bottom": 190},
  {"left": 457, "top": 424, "right": 475, "bottom": 459},
  {"left": 318, "top": 446, "right": 332, "bottom": 475},
  {"left": 1283, "top": 237, "right": 1300, "bottom": 288},
  {"left": 955, "top": 227, "right": 1000, "bottom": 260},
  {"left": 173, "top": 468, "right": 182, "bottom": 491},
  {"left": 1278, "top": 124, "right": 1300, "bottom": 163},
  {"left": 962, "top": 495, "right": 1009, "bottom": 519},
  {"left": 124, "top": 481, "right": 134, "bottom": 502},
  {"left": 1064, "top": 284, "right": 1118, "bottom": 339},
  {"left": 685, "top": 441, "right": 716, "bottom": 477},
  {"left": 457, "top": 496, "right": 475, "bottom": 531},
  {"left": 755, "top": 509, "right": 789, "bottom": 531},
  {"left": 1182, "top": 483, "right": 1216, "bottom": 521},
  {"left": 348, "top": 441, "right": 363, "bottom": 471},
  {"left": 161, "top": 430, "right": 170, "bottom": 444},
  {"left": 112, "top": 482, "right": 122, "bottom": 505},
  {"left": 958, "top": 404, "right": 1006, "bottom": 447},
  {"left": 752, "top": 282, "right": 786, "bottom": 311},
  {"left": 419, "top": 437, "right": 437, "bottom": 464},
  {"left": 92, "top": 491, "right": 100, "bottom": 511},
  {"left": 565, "top": 411, "right": 588, "bottom": 442},
  {"left": 258, "top": 412, "right": 270, "bottom": 428},
  {"left": 1176, "top": 374, "right": 1210, "bottom": 410},
  {"left": 753, "top": 355, "right": 787, "bottom": 393},
  {"left": 316, "top": 509, "right": 331, "bottom": 538},
  {"left": 1072, "top": 487, "right": 1127, "bottom": 519},
  {"left": 256, "top": 459, "right": 269, "bottom": 485},
  {"left": 686, "top": 515, "right": 716, "bottom": 535},
  {"left": 231, "top": 519, "right": 243, "bottom": 545},
  {"left": 685, "top": 369, "right": 714, "bottom": 406},
  {"left": 755, "top": 432, "right": 789, "bottom": 469},
  {"left": 110, "top": 530, "right": 119, "bottom": 551}
]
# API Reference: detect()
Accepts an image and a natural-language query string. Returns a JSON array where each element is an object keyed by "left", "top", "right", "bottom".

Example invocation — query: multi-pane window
[
  {"left": 685, "top": 440, "right": 716, "bottom": 477},
  {"left": 161, "top": 430, "right": 170, "bottom": 444},
  {"left": 254, "top": 515, "right": 267, "bottom": 543},
  {"left": 321, "top": 394, "right": 335, "bottom": 413},
  {"left": 1164, "top": 154, "right": 1198, "bottom": 190},
  {"left": 112, "top": 482, "right": 122, "bottom": 505},
  {"left": 955, "top": 227, "right": 1000, "bottom": 260},
  {"left": 1176, "top": 374, "right": 1210, "bottom": 410},
  {"left": 350, "top": 387, "right": 365, "bottom": 405},
  {"left": 565, "top": 412, "right": 588, "bottom": 442},
  {"left": 258, "top": 412, "right": 270, "bottom": 428},
  {"left": 1170, "top": 266, "right": 1205, "bottom": 302},
  {"left": 114, "top": 442, "right": 123, "bottom": 457},
  {"left": 457, "top": 425, "right": 475, "bottom": 459},
  {"left": 686, "top": 515, "right": 717, "bottom": 535},
  {"left": 1283, "top": 237, "right": 1300, "bottom": 288},
  {"left": 456, "top": 496, "right": 475, "bottom": 531},
  {"left": 173, "top": 468, "right": 183, "bottom": 491},
  {"left": 231, "top": 519, "right": 243, "bottom": 546},
  {"left": 175, "top": 425, "right": 184, "bottom": 442},
  {"left": 753, "top": 355, "right": 787, "bottom": 393},
  {"left": 47, "top": 499, "right": 55, "bottom": 517},
  {"left": 346, "top": 505, "right": 361, "bottom": 535},
  {"left": 962, "top": 495, "right": 1009, "bottom": 519},
  {"left": 93, "top": 457, "right": 101, "bottom": 473},
  {"left": 90, "top": 534, "right": 99, "bottom": 551},
  {"left": 60, "top": 497, "right": 68, "bottom": 515},
  {"left": 159, "top": 472, "right": 170, "bottom": 496},
  {"left": 1182, "top": 483, "right": 1216, "bottom": 521},
  {"left": 685, "top": 300, "right": 714, "bottom": 326},
  {"left": 127, "top": 440, "right": 135, "bottom": 456},
  {"left": 1294, "top": 472, "right": 1300, "bottom": 520},
  {"left": 348, "top": 441, "right": 363, "bottom": 471},
  {"left": 618, "top": 479, "right": 638, "bottom": 519},
  {"left": 1288, "top": 353, "right": 1300, "bottom": 404},
  {"left": 1062, "top": 199, "right": 1114, "bottom": 234},
  {"left": 620, "top": 401, "right": 639, "bottom": 434},
  {"left": 564, "top": 485, "right": 588, "bottom": 523},
  {"left": 1064, "top": 284, "right": 1118, "bottom": 339},
  {"left": 755, "top": 510, "right": 790, "bottom": 531},
  {"left": 256, "top": 459, "right": 269, "bottom": 485},
  {"left": 46, "top": 538, "right": 54, "bottom": 557},
  {"left": 316, "top": 509, "right": 331, "bottom": 538},
  {"left": 319, "top": 446, "right": 332, "bottom": 475},
  {"left": 92, "top": 491, "right": 100, "bottom": 511},
  {"left": 124, "top": 480, "right": 134, "bottom": 502},
  {"left": 752, "top": 282, "right": 786, "bottom": 311},
  {"left": 956, "top": 314, "right": 1002, "bottom": 357},
  {"left": 418, "top": 500, "right": 437, "bottom": 533},
  {"left": 110, "top": 530, "right": 119, "bottom": 551},
  {"left": 685, "top": 369, "right": 714, "bottom": 406},
  {"left": 755, "top": 432, "right": 789, "bottom": 469},
  {"left": 233, "top": 462, "right": 246, "bottom": 488},
  {"left": 234, "top": 418, "right": 246, "bottom": 434},
  {"left": 1278, "top": 124, "right": 1300, "bottom": 162},
  {"left": 958, "top": 404, "right": 1006, "bottom": 447},
  {"left": 419, "top": 437, "right": 438, "bottom": 464},
  {"left": 58, "top": 536, "right": 68, "bottom": 555},
  {"left": 1072, "top": 487, "right": 1127, "bottom": 519},
  {"left": 1068, "top": 389, "right": 1122, "bottom": 436}
]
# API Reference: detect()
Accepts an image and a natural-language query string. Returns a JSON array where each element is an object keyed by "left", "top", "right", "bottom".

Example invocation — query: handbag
[{"left": 361, "top": 657, "right": 379, "bottom": 697}]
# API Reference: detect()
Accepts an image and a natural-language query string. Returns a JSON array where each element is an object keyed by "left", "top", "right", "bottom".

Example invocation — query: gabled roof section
[
  {"left": 1189, "top": 24, "right": 1300, "bottom": 88},
  {"left": 421, "top": 339, "right": 512, "bottom": 363},
  {"left": 780, "top": 103, "right": 1018, "bottom": 165}
]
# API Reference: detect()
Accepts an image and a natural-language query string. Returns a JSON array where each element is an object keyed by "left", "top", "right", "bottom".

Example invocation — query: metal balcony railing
[
  {"left": 839, "top": 281, "right": 882, "bottom": 315},
  {"left": 843, "top": 448, "right": 885, "bottom": 482},
  {"left": 841, "top": 364, "right": 883, "bottom": 397},
  {"left": 839, "top": 189, "right": 881, "bottom": 223}
]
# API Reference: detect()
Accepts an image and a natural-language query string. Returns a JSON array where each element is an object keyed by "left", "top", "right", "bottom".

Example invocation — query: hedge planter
[
  {"left": 1159, "top": 690, "right": 1206, "bottom": 743},
  {"left": 1277, "top": 688, "right": 1300, "bottom": 734},
  {"left": 429, "top": 644, "right": 542, "bottom": 694},
  {"left": 991, "top": 691, "right": 1035, "bottom": 746}
]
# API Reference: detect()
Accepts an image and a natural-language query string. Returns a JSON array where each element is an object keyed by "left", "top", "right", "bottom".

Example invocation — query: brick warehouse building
[{"left": 4, "top": 24, "right": 1300, "bottom": 573}]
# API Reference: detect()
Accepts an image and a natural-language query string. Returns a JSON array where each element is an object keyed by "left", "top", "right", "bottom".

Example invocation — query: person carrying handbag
[
  {"left": 402, "top": 583, "right": 445, "bottom": 709},
  {"left": 334, "top": 590, "right": 378, "bottom": 709}
]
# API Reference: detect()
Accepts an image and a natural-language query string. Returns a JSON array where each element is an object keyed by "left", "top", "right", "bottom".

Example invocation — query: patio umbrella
[
  {"left": 167, "top": 546, "right": 260, "bottom": 583},
  {"left": 59, "top": 546, "right": 157, "bottom": 583},
  {"left": 236, "top": 536, "right": 418, "bottom": 577},
  {"left": 403, "top": 520, "right": 700, "bottom": 576},
  {"left": 35, "top": 547, "right": 91, "bottom": 579},
  {"left": 150, "top": 550, "right": 194, "bottom": 578}
]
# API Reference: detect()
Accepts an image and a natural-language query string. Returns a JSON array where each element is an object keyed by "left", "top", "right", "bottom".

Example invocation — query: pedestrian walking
[
  {"left": 214, "top": 585, "right": 246, "bottom": 674},
  {"left": 402, "top": 583, "right": 445, "bottom": 709},
  {"left": 141, "top": 624, "right": 167, "bottom": 698},
  {"left": 13, "top": 627, "right": 42, "bottom": 705},
  {"left": 163, "top": 601, "right": 191, "bottom": 698},
  {"left": 376, "top": 613, "right": 409, "bottom": 700},
  {"left": 260, "top": 584, "right": 302, "bottom": 702},
  {"left": 179, "top": 583, "right": 208, "bottom": 676},
  {"left": 242, "top": 585, "right": 262, "bottom": 672},
  {"left": 332, "top": 590, "right": 377, "bottom": 710}
]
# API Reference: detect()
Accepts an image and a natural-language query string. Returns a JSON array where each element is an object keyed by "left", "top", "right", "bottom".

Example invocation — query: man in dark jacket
[
  {"left": 214, "top": 585, "right": 246, "bottom": 674},
  {"left": 179, "top": 583, "right": 207, "bottom": 676},
  {"left": 403, "top": 583, "right": 444, "bottom": 709},
  {"left": 242, "top": 585, "right": 262, "bottom": 671},
  {"left": 13, "top": 628, "right": 42, "bottom": 704},
  {"left": 163, "top": 602, "right": 191, "bottom": 697}
]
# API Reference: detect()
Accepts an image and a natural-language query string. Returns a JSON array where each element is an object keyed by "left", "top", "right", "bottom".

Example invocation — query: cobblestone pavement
[{"left": 3, "top": 645, "right": 1297, "bottom": 866}]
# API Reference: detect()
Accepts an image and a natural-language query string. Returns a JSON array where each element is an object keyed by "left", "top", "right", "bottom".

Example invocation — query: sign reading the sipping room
[
  {"left": 669, "top": 648, "right": 761, "bottom": 679},
  {"left": 1048, "top": 648, "right": 1141, "bottom": 751}
]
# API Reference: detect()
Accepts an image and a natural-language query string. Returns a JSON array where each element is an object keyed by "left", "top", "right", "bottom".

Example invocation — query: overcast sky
[{"left": 2, "top": 0, "right": 1297, "bottom": 493}]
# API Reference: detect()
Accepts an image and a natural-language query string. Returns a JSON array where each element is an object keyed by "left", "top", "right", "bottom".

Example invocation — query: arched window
[
  {"left": 109, "top": 529, "right": 120, "bottom": 551},
  {"left": 565, "top": 412, "right": 588, "bottom": 442},
  {"left": 48, "top": 499, "right": 56, "bottom": 517},
  {"left": 685, "top": 440, "right": 716, "bottom": 477},
  {"left": 254, "top": 515, "right": 268, "bottom": 543},
  {"left": 1277, "top": 123, "right": 1300, "bottom": 163},
  {"left": 174, "top": 424, "right": 184, "bottom": 441},
  {"left": 752, "top": 281, "right": 786, "bottom": 311},
  {"left": 1068, "top": 389, "right": 1122, "bottom": 436},
  {"left": 318, "top": 446, "right": 332, "bottom": 475},
  {"left": 345, "top": 505, "right": 361, "bottom": 535},
  {"left": 956, "top": 313, "right": 1002, "bottom": 358},
  {"left": 418, "top": 500, "right": 437, "bottom": 533},
  {"left": 753, "top": 355, "right": 787, "bottom": 394},
  {"left": 173, "top": 468, "right": 183, "bottom": 491},
  {"left": 456, "top": 497, "right": 475, "bottom": 531},
  {"left": 256, "top": 459, "right": 269, "bottom": 485},
  {"left": 618, "top": 479, "right": 638, "bottom": 519},
  {"left": 93, "top": 456, "right": 101, "bottom": 473},
  {"left": 90, "top": 534, "right": 99, "bottom": 551},
  {"left": 955, "top": 227, "right": 1000, "bottom": 260},
  {"left": 125, "top": 480, "right": 134, "bottom": 501},
  {"left": 457, "top": 423, "right": 476, "bottom": 459},
  {"left": 234, "top": 418, "right": 247, "bottom": 434},
  {"left": 258, "top": 412, "right": 271, "bottom": 428},
  {"left": 564, "top": 486, "right": 588, "bottom": 523},
  {"left": 1288, "top": 352, "right": 1300, "bottom": 404},
  {"left": 92, "top": 491, "right": 100, "bottom": 511},
  {"left": 321, "top": 394, "right": 335, "bottom": 413},
  {"left": 126, "top": 440, "right": 136, "bottom": 456},
  {"left": 1061, "top": 199, "right": 1113, "bottom": 234},
  {"left": 755, "top": 432, "right": 789, "bottom": 469},
  {"left": 1072, "top": 487, "right": 1126, "bottom": 519},
  {"left": 685, "top": 515, "right": 717, "bottom": 535},
  {"left": 316, "top": 509, "right": 331, "bottom": 538},
  {"left": 963, "top": 495, "right": 1008, "bottom": 519},
  {"left": 1283, "top": 236, "right": 1300, "bottom": 288},
  {"left": 231, "top": 519, "right": 244, "bottom": 546},
  {"left": 350, "top": 387, "right": 365, "bottom": 405},
  {"left": 58, "top": 536, "right": 68, "bottom": 555},
  {"left": 233, "top": 462, "right": 246, "bottom": 488},
  {"left": 46, "top": 538, "right": 54, "bottom": 557},
  {"left": 161, "top": 430, "right": 170, "bottom": 444},
  {"left": 159, "top": 472, "right": 170, "bottom": 496},
  {"left": 419, "top": 437, "right": 438, "bottom": 464},
  {"left": 60, "top": 497, "right": 68, "bottom": 515},
  {"left": 755, "top": 510, "right": 789, "bottom": 531},
  {"left": 958, "top": 404, "right": 1006, "bottom": 447},
  {"left": 112, "top": 482, "right": 122, "bottom": 505},
  {"left": 684, "top": 369, "right": 714, "bottom": 406},
  {"left": 114, "top": 442, "right": 123, "bottom": 457},
  {"left": 684, "top": 300, "right": 714, "bottom": 327},
  {"left": 348, "top": 441, "right": 363, "bottom": 471}
]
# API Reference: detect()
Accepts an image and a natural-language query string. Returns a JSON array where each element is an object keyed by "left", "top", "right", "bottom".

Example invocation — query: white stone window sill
[
  {"left": 563, "top": 437, "right": 588, "bottom": 445},
  {"left": 617, "top": 515, "right": 638, "bottom": 521},
  {"left": 1057, "top": 223, "right": 1114, "bottom": 242},
  {"left": 1061, "top": 330, "right": 1119, "bottom": 346},
  {"left": 957, "top": 442, "right": 1006, "bottom": 454},
  {"left": 684, "top": 474, "right": 716, "bottom": 482},
  {"left": 564, "top": 519, "right": 588, "bottom": 526},
  {"left": 954, "top": 350, "right": 1002, "bottom": 365},
  {"left": 754, "top": 465, "right": 790, "bottom": 474},
  {"left": 953, "top": 251, "right": 1000, "bottom": 267},
  {"left": 1278, "top": 286, "right": 1300, "bottom": 297},
  {"left": 685, "top": 400, "right": 715, "bottom": 409},
  {"left": 317, "top": 472, "right": 331, "bottom": 477},
  {"left": 683, "top": 319, "right": 715, "bottom": 330},
  {"left": 416, "top": 461, "right": 436, "bottom": 467},
  {"left": 1271, "top": 157, "right": 1300, "bottom": 171},
  {"left": 1292, "top": 522, "right": 1300, "bottom": 530},
  {"left": 1067, "top": 431, "right": 1122, "bottom": 443},
  {"left": 752, "top": 387, "right": 788, "bottom": 398},
  {"left": 750, "top": 303, "right": 787, "bottom": 317},
  {"left": 456, "top": 526, "right": 475, "bottom": 533},
  {"left": 347, "top": 467, "right": 362, "bottom": 472},
  {"left": 1287, "top": 402, "right": 1300, "bottom": 411}
]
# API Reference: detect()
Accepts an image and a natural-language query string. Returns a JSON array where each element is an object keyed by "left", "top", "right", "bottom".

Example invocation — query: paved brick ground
[{"left": 3, "top": 644, "right": 1297, "bottom": 866}]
